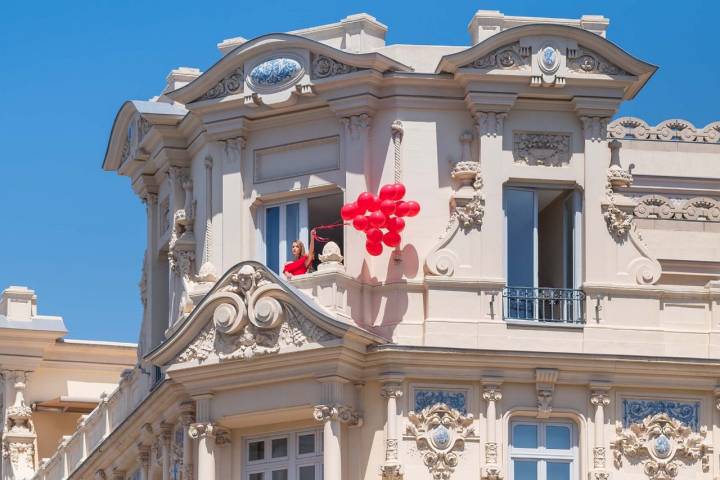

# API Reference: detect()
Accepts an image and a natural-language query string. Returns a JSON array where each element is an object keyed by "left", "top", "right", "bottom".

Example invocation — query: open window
[
  {"left": 503, "top": 187, "right": 584, "bottom": 323},
  {"left": 259, "top": 192, "right": 343, "bottom": 274}
]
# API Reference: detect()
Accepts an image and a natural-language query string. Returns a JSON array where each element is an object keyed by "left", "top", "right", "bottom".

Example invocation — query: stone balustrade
[{"left": 32, "top": 367, "right": 151, "bottom": 480}]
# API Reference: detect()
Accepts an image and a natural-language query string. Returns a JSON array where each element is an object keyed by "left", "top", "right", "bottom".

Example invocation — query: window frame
[
  {"left": 508, "top": 418, "right": 578, "bottom": 480},
  {"left": 243, "top": 429, "right": 323, "bottom": 480},
  {"left": 257, "top": 199, "right": 309, "bottom": 274}
]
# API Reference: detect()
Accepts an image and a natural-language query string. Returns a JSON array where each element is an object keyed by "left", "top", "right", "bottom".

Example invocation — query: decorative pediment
[
  {"left": 437, "top": 24, "right": 656, "bottom": 99},
  {"left": 167, "top": 33, "right": 411, "bottom": 106},
  {"left": 147, "top": 261, "right": 385, "bottom": 367}
]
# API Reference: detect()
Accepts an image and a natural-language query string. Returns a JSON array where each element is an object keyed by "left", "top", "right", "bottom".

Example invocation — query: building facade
[{"left": 30, "top": 9, "right": 720, "bottom": 480}]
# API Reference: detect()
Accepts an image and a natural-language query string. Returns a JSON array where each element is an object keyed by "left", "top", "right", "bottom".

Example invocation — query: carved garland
[
  {"left": 513, "top": 132, "right": 571, "bottom": 167},
  {"left": 406, "top": 403, "right": 475, "bottom": 479},
  {"left": 611, "top": 413, "right": 712, "bottom": 480},
  {"left": 175, "top": 264, "right": 337, "bottom": 364}
]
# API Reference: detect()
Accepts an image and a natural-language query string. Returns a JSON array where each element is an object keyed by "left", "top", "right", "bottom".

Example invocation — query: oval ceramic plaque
[{"left": 249, "top": 58, "right": 302, "bottom": 88}]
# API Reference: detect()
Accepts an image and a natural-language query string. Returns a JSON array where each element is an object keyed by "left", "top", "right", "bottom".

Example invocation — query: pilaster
[
  {"left": 482, "top": 378, "right": 503, "bottom": 480},
  {"left": 220, "top": 137, "right": 246, "bottom": 271},
  {"left": 1, "top": 370, "right": 36, "bottom": 480},
  {"left": 590, "top": 382, "right": 612, "bottom": 480},
  {"left": 380, "top": 376, "right": 404, "bottom": 480}
]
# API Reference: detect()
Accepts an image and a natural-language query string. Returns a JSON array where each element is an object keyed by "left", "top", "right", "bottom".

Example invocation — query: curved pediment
[
  {"left": 436, "top": 24, "right": 656, "bottom": 98},
  {"left": 102, "top": 100, "right": 187, "bottom": 173},
  {"left": 166, "top": 33, "right": 412, "bottom": 106},
  {"left": 146, "top": 261, "right": 388, "bottom": 368}
]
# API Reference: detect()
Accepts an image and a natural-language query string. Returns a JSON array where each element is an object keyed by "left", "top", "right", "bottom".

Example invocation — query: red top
[{"left": 283, "top": 255, "right": 309, "bottom": 276}]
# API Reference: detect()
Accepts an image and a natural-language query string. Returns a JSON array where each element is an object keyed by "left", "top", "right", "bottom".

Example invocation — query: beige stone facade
[{"left": 28, "top": 9, "right": 720, "bottom": 480}]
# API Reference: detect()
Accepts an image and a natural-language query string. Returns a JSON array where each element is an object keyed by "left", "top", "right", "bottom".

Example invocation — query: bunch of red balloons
[{"left": 340, "top": 183, "right": 420, "bottom": 256}]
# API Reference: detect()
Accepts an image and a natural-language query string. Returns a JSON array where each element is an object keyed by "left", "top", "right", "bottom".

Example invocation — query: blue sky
[{"left": 1, "top": 1, "right": 717, "bottom": 343}]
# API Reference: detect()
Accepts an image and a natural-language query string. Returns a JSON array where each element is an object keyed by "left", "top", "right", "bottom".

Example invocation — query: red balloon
[
  {"left": 367, "top": 195, "right": 381, "bottom": 212},
  {"left": 379, "top": 184, "right": 395, "bottom": 201},
  {"left": 352, "top": 215, "right": 369, "bottom": 231},
  {"left": 392, "top": 183, "right": 406, "bottom": 201},
  {"left": 406, "top": 201, "right": 420, "bottom": 217},
  {"left": 366, "top": 241, "right": 383, "bottom": 256},
  {"left": 366, "top": 227, "right": 383, "bottom": 243},
  {"left": 395, "top": 201, "right": 410, "bottom": 217},
  {"left": 380, "top": 199, "right": 396, "bottom": 216},
  {"left": 386, "top": 216, "right": 405, "bottom": 232},
  {"left": 368, "top": 211, "right": 386, "bottom": 228},
  {"left": 340, "top": 202, "right": 358, "bottom": 220},
  {"left": 356, "top": 192, "right": 374, "bottom": 213},
  {"left": 382, "top": 230, "right": 401, "bottom": 247}
]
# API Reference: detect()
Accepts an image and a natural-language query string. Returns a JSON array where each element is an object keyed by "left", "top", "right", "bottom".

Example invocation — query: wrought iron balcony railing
[{"left": 503, "top": 287, "right": 585, "bottom": 324}]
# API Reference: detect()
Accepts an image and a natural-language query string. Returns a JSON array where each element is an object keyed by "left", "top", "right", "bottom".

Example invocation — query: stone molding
[
  {"left": 633, "top": 195, "right": 720, "bottom": 222},
  {"left": 611, "top": 413, "right": 712, "bottom": 479},
  {"left": 406, "top": 403, "right": 475, "bottom": 479},
  {"left": 535, "top": 368, "right": 558, "bottom": 419},
  {"left": 608, "top": 117, "right": 720, "bottom": 143}
]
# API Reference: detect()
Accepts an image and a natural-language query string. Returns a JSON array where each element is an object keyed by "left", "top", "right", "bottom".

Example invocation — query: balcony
[{"left": 502, "top": 287, "right": 585, "bottom": 325}]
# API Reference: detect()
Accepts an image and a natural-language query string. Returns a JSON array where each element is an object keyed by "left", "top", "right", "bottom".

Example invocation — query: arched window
[{"left": 509, "top": 418, "right": 578, "bottom": 480}]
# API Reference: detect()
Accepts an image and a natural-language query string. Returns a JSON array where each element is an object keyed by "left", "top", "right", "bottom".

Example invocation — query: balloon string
[{"left": 311, "top": 222, "right": 345, "bottom": 243}]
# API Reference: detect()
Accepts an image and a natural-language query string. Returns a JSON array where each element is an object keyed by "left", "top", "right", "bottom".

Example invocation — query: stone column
[
  {"left": 313, "top": 405, "right": 361, "bottom": 480},
  {"left": 188, "top": 394, "right": 229, "bottom": 480},
  {"left": 482, "top": 379, "right": 502, "bottom": 480},
  {"left": 221, "top": 137, "right": 246, "bottom": 269},
  {"left": 159, "top": 422, "right": 173, "bottom": 480},
  {"left": 380, "top": 380, "right": 403, "bottom": 479},
  {"left": 590, "top": 383, "right": 611, "bottom": 479},
  {"left": 136, "top": 443, "right": 151, "bottom": 480},
  {"left": 179, "top": 401, "right": 196, "bottom": 480}
]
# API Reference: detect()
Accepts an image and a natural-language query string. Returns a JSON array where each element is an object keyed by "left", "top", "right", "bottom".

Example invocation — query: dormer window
[{"left": 503, "top": 186, "right": 584, "bottom": 323}]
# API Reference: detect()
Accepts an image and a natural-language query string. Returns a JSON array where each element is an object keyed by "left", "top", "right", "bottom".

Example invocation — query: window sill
[{"left": 504, "top": 319, "right": 585, "bottom": 329}]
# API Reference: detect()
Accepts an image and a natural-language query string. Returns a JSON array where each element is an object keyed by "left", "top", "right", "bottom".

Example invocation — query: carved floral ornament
[
  {"left": 611, "top": 413, "right": 712, "bottom": 480},
  {"left": 174, "top": 263, "right": 337, "bottom": 365},
  {"left": 608, "top": 117, "right": 720, "bottom": 143},
  {"left": 406, "top": 403, "right": 475, "bottom": 480}
]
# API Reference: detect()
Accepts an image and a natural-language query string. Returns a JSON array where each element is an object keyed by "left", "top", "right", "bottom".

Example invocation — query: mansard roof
[
  {"left": 102, "top": 100, "right": 187, "bottom": 172},
  {"left": 436, "top": 23, "right": 657, "bottom": 99},
  {"left": 165, "top": 32, "right": 413, "bottom": 105},
  {"left": 146, "top": 261, "right": 388, "bottom": 368}
]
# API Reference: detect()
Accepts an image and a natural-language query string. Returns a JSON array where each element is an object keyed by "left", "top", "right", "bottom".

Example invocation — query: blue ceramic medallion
[
  {"left": 541, "top": 47, "right": 557, "bottom": 70},
  {"left": 654, "top": 434, "right": 671, "bottom": 458},
  {"left": 250, "top": 58, "right": 302, "bottom": 88},
  {"left": 432, "top": 425, "right": 451, "bottom": 449}
]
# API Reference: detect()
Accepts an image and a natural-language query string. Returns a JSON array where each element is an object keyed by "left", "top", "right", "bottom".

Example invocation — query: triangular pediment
[
  {"left": 146, "top": 261, "right": 385, "bottom": 368},
  {"left": 166, "top": 33, "right": 412, "bottom": 106}
]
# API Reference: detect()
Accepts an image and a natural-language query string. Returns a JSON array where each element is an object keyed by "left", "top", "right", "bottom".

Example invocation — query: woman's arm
[{"left": 305, "top": 229, "right": 316, "bottom": 267}]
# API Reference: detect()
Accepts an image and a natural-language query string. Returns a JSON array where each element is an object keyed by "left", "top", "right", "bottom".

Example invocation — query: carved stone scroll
[
  {"left": 462, "top": 42, "right": 531, "bottom": 70},
  {"left": 609, "top": 117, "right": 720, "bottom": 143},
  {"left": 194, "top": 68, "right": 243, "bottom": 102}
]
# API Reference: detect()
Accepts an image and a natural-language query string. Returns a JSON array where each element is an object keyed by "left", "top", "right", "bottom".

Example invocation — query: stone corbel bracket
[
  {"left": 611, "top": 413, "right": 712, "bottom": 480},
  {"left": 425, "top": 131, "right": 485, "bottom": 277},
  {"left": 602, "top": 139, "right": 661, "bottom": 285},
  {"left": 536, "top": 368, "right": 558, "bottom": 419}
]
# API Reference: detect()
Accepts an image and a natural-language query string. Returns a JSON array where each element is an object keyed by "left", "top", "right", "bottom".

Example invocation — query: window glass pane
[
  {"left": 512, "top": 424, "right": 538, "bottom": 449},
  {"left": 506, "top": 189, "right": 535, "bottom": 288},
  {"left": 298, "top": 434, "right": 315, "bottom": 455},
  {"left": 271, "top": 438, "right": 288, "bottom": 458},
  {"left": 248, "top": 440, "right": 265, "bottom": 461},
  {"left": 249, "top": 473, "right": 264, "bottom": 480},
  {"left": 265, "top": 207, "right": 280, "bottom": 273},
  {"left": 547, "top": 462, "right": 570, "bottom": 480},
  {"left": 271, "top": 470, "right": 288, "bottom": 480},
  {"left": 546, "top": 425, "right": 571, "bottom": 449},
  {"left": 285, "top": 203, "right": 300, "bottom": 262},
  {"left": 299, "top": 465, "right": 315, "bottom": 480},
  {"left": 513, "top": 460, "right": 538, "bottom": 480}
]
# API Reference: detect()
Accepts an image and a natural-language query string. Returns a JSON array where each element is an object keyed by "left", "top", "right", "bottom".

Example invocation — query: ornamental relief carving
[
  {"left": 608, "top": 117, "right": 720, "bottom": 143},
  {"left": 175, "top": 264, "right": 337, "bottom": 364},
  {"left": 513, "top": 132, "right": 571, "bottom": 167},
  {"left": 611, "top": 413, "right": 712, "bottom": 480},
  {"left": 194, "top": 67, "right": 244, "bottom": 102},
  {"left": 633, "top": 195, "right": 720, "bottom": 222},
  {"left": 567, "top": 46, "right": 628, "bottom": 75},
  {"left": 310, "top": 54, "right": 363, "bottom": 79},
  {"left": 406, "top": 403, "right": 475, "bottom": 480},
  {"left": 462, "top": 42, "right": 531, "bottom": 70}
]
